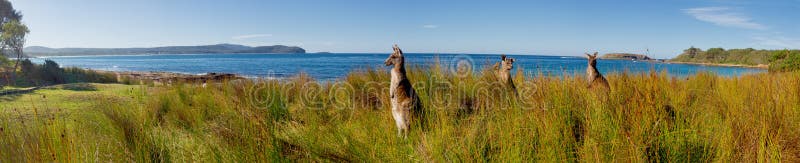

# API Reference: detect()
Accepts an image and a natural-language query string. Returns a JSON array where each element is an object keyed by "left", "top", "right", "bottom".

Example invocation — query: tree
[
  {"left": 19, "top": 58, "right": 35, "bottom": 81},
  {"left": 686, "top": 46, "right": 700, "bottom": 58},
  {"left": 0, "top": 0, "right": 21, "bottom": 26},
  {"left": 2, "top": 20, "right": 27, "bottom": 85},
  {"left": 0, "top": 0, "right": 19, "bottom": 87},
  {"left": 706, "top": 48, "right": 726, "bottom": 61},
  {"left": 41, "top": 59, "right": 64, "bottom": 84},
  {"left": 0, "top": 54, "right": 8, "bottom": 88}
]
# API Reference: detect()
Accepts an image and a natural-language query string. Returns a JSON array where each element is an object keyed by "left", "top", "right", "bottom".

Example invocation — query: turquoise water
[{"left": 31, "top": 53, "right": 765, "bottom": 80}]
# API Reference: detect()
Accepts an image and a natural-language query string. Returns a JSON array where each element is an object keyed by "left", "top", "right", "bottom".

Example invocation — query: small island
[{"left": 600, "top": 53, "right": 652, "bottom": 60}]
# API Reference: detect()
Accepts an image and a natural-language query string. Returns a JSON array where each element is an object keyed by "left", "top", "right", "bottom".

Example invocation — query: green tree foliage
[
  {"left": 0, "top": 0, "right": 20, "bottom": 87},
  {"left": 0, "top": 54, "right": 8, "bottom": 88},
  {"left": 671, "top": 47, "right": 775, "bottom": 66},
  {"left": 0, "top": 52, "right": 8, "bottom": 64},
  {"left": 0, "top": 0, "right": 21, "bottom": 27},
  {"left": 2, "top": 20, "right": 27, "bottom": 52},
  {"left": 18, "top": 58, "right": 34, "bottom": 83},
  {"left": 41, "top": 60, "right": 64, "bottom": 84},
  {"left": 672, "top": 47, "right": 800, "bottom": 72},
  {"left": 13, "top": 59, "right": 118, "bottom": 87},
  {"left": 684, "top": 46, "right": 700, "bottom": 58},
  {"left": 1, "top": 20, "right": 26, "bottom": 85},
  {"left": 768, "top": 50, "right": 800, "bottom": 72},
  {"left": 705, "top": 48, "right": 725, "bottom": 60}
]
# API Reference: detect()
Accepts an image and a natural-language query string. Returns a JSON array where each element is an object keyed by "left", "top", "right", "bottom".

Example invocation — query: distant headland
[
  {"left": 600, "top": 53, "right": 653, "bottom": 60},
  {"left": 24, "top": 44, "right": 306, "bottom": 56}
]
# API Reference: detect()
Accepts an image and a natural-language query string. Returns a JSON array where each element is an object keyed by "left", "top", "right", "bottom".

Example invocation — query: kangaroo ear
[
  {"left": 391, "top": 44, "right": 402, "bottom": 56},
  {"left": 395, "top": 46, "right": 403, "bottom": 56},
  {"left": 501, "top": 54, "right": 506, "bottom": 61}
]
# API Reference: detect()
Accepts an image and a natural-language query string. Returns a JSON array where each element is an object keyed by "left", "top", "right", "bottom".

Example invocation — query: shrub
[
  {"left": 15, "top": 59, "right": 118, "bottom": 86},
  {"left": 768, "top": 50, "right": 800, "bottom": 72},
  {"left": 671, "top": 47, "right": 774, "bottom": 65}
]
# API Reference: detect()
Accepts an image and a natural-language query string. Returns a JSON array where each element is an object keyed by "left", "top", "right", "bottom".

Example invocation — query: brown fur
[
  {"left": 384, "top": 44, "right": 423, "bottom": 138},
  {"left": 586, "top": 52, "right": 610, "bottom": 89},
  {"left": 493, "top": 54, "right": 517, "bottom": 94}
]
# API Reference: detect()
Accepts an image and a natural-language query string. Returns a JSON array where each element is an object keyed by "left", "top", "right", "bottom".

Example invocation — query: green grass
[
  {"left": 1, "top": 65, "right": 800, "bottom": 162},
  {"left": 0, "top": 83, "right": 147, "bottom": 161}
]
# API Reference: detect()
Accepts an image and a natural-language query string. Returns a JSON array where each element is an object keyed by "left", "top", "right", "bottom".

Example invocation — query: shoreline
[
  {"left": 94, "top": 70, "right": 244, "bottom": 82},
  {"left": 601, "top": 58, "right": 768, "bottom": 69}
]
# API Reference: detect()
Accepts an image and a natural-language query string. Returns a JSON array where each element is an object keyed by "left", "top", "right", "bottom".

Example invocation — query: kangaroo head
[
  {"left": 585, "top": 52, "right": 599, "bottom": 67},
  {"left": 384, "top": 44, "right": 404, "bottom": 67},
  {"left": 499, "top": 54, "right": 515, "bottom": 71}
]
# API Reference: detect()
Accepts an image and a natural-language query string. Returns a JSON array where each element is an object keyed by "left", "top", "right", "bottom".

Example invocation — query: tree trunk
[
  {"left": 10, "top": 48, "right": 21, "bottom": 86},
  {"left": 2, "top": 55, "right": 9, "bottom": 86},
  {"left": 2, "top": 68, "right": 8, "bottom": 87}
]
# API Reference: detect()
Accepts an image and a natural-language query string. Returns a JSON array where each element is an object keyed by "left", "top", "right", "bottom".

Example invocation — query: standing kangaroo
[
  {"left": 493, "top": 54, "right": 517, "bottom": 94},
  {"left": 385, "top": 44, "right": 423, "bottom": 138},
  {"left": 586, "top": 52, "right": 610, "bottom": 89}
]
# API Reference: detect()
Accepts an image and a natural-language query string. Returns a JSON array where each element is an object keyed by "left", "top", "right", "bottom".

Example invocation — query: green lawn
[
  {"left": 1, "top": 83, "right": 145, "bottom": 115},
  {"left": 1, "top": 83, "right": 149, "bottom": 162}
]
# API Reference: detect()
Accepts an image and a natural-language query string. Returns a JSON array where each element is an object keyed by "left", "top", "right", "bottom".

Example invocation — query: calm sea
[{"left": 31, "top": 53, "right": 765, "bottom": 80}]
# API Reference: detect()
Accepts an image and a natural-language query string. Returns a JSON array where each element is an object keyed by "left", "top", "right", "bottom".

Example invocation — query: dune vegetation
[
  {"left": 1, "top": 62, "right": 800, "bottom": 162},
  {"left": 670, "top": 47, "right": 800, "bottom": 72}
]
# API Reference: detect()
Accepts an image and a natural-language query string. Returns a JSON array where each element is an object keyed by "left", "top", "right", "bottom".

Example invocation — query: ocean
[{"left": 30, "top": 53, "right": 765, "bottom": 80}]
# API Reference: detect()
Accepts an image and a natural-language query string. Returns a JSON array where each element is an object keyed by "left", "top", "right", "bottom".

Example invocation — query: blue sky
[{"left": 9, "top": 0, "right": 800, "bottom": 58}]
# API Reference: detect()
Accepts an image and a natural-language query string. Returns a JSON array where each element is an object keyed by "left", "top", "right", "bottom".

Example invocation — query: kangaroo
[
  {"left": 385, "top": 44, "right": 423, "bottom": 138},
  {"left": 586, "top": 52, "right": 610, "bottom": 89},
  {"left": 493, "top": 54, "right": 517, "bottom": 94}
]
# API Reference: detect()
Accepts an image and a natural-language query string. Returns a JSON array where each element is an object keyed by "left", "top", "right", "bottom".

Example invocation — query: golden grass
[{"left": 1, "top": 64, "right": 799, "bottom": 162}]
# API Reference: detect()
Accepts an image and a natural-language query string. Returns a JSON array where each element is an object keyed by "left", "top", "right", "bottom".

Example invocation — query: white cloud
[
  {"left": 683, "top": 7, "right": 766, "bottom": 30},
  {"left": 752, "top": 36, "right": 800, "bottom": 48},
  {"left": 422, "top": 25, "right": 438, "bottom": 29},
  {"left": 232, "top": 34, "right": 273, "bottom": 40}
]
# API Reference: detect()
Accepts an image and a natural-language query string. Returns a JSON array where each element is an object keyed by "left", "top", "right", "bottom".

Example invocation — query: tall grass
[{"left": 1, "top": 62, "right": 799, "bottom": 162}]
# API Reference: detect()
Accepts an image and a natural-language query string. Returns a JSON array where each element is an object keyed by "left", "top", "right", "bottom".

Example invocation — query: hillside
[
  {"left": 24, "top": 44, "right": 306, "bottom": 56},
  {"left": 670, "top": 47, "right": 771, "bottom": 66},
  {"left": 600, "top": 53, "right": 652, "bottom": 60}
]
